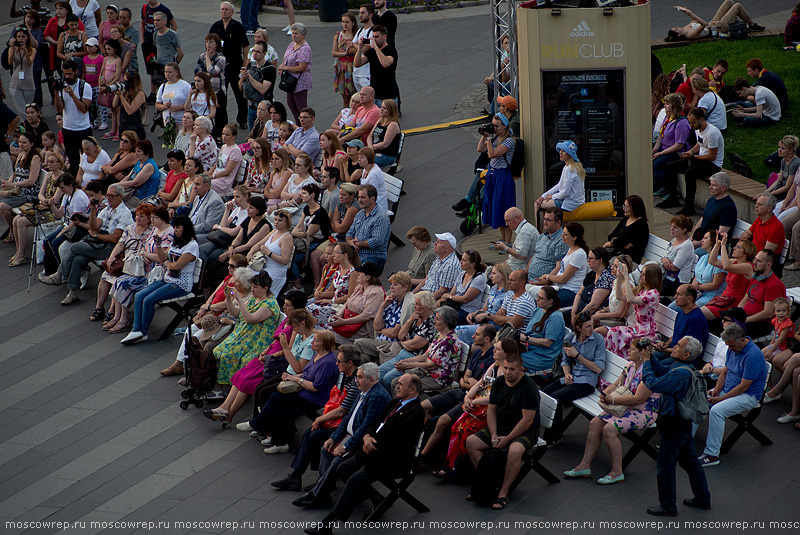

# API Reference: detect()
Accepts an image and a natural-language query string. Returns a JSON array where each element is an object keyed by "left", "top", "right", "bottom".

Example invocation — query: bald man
[{"left": 493, "top": 208, "right": 539, "bottom": 271}]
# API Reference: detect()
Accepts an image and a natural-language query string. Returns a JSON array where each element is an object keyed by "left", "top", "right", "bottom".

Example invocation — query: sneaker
[
  {"left": 249, "top": 430, "right": 260, "bottom": 437},
  {"left": 236, "top": 421, "right": 254, "bottom": 432},
  {"left": 99, "top": 123, "right": 109, "bottom": 131},
  {"left": 281, "top": 25, "right": 291, "bottom": 32},
  {"left": 80, "top": 267, "right": 91, "bottom": 289},
  {"left": 776, "top": 412, "right": 800, "bottom": 423},
  {"left": 260, "top": 436, "right": 272, "bottom": 446},
  {"left": 120, "top": 331, "right": 146, "bottom": 345},
  {"left": 451, "top": 198, "right": 471, "bottom": 211},
  {"left": 40, "top": 272, "right": 63, "bottom": 285},
  {"left": 286, "top": 28, "right": 292, "bottom": 35},
  {"left": 264, "top": 444, "right": 290, "bottom": 454},
  {"left": 749, "top": 23, "right": 766, "bottom": 32},
  {"left": 698, "top": 454, "right": 719, "bottom": 467},
  {"left": 246, "top": 30, "right": 256, "bottom": 35}
]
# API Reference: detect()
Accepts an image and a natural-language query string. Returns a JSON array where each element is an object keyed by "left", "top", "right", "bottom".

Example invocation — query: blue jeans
[
  {"left": 556, "top": 288, "right": 576, "bottom": 308},
  {"left": 735, "top": 100, "right": 777, "bottom": 127},
  {"left": 656, "top": 417, "right": 711, "bottom": 512},
  {"left": 240, "top": 0, "right": 259, "bottom": 31},
  {"left": 374, "top": 152, "right": 396, "bottom": 167},
  {"left": 247, "top": 107, "right": 258, "bottom": 131},
  {"left": 132, "top": 280, "right": 188, "bottom": 335},
  {"left": 653, "top": 153, "right": 681, "bottom": 189},
  {"left": 379, "top": 349, "right": 417, "bottom": 392},
  {"left": 703, "top": 393, "right": 759, "bottom": 457}
]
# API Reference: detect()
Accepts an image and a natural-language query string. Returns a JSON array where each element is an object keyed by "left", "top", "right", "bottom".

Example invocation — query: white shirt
[
  {"left": 558, "top": 248, "right": 588, "bottom": 294},
  {"left": 361, "top": 164, "right": 387, "bottom": 211},
  {"left": 79, "top": 150, "right": 111, "bottom": 184},
  {"left": 698, "top": 91, "right": 726, "bottom": 131},
  {"left": 696, "top": 123, "right": 724, "bottom": 168},
  {"left": 60, "top": 188, "right": 91, "bottom": 222},
  {"left": 353, "top": 26, "right": 373, "bottom": 79},
  {"left": 754, "top": 86, "right": 781, "bottom": 121},
  {"left": 157, "top": 80, "right": 192, "bottom": 123},
  {"left": 60, "top": 79, "right": 94, "bottom": 131},
  {"left": 70, "top": 0, "right": 100, "bottom": 38}
]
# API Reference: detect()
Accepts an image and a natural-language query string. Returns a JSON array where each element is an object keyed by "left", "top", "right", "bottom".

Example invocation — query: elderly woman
[
  {"left": 378, "top": 290, "right": 438, "bottom": 378},
  {"left": 520, "top": 286, "right": 565, "bottom": 374},
  {"left": 571, "top": 247, "right": 613, "bottom": 324},
  {"left": 75, "top": 136, "right": 111, "bottom": 186},
  {"left": 306, "top": 242, "right": 358, "bottom": 329},
  {"left": 383, "top": 306, "right": 461, "bottom": 393},
  {"left": 406, "top": 225, "right": 436, "bottom": 285},
  {"left": 205, "top": 290, "right": 307, "bottom": 425},
  {"left": 605, "top": 263, "right": 662, "bottom": 358},
  {"left": 594, "top": 255, "right": 635, "bottom": 334},
  {"left": 603, "top": 195, "right": 650, "bottom": 263},
  {"left": 670, "top": 230, "right": 726, "bottom": 311},
  {"left": 279, "top": 23, "right": 313, "bottom": 123},
  {"left": 661, "top": 214, "right": 695, "bottom": 297},
  {"left": 701, "top": 234, "right": 756, "bottom": 320},
  {"left": 188, "top": 115, "right": 219, "bottom": 174},
  {"left": 116, "top": 140, "right": 160, "bottom": 208},
  {"left": 354, "top": 271, "right": 416, "bottom": 363},
  {"left": 438, "top": 249, "right": 487, "bottom": 325},
  {"left": 91, "top": 203, "right": 153, "bottom": 325},
  {"left": 330, "top": 262, "right": 386, "bottom": 345},
  {"left": 564, "top": 337, "right": 660, "bottom": 485},
  {"left": 329, "top": 182, "right": 359, "bottom": 240},
  {"left": 240, "top": 330, "right": 339, "bottom": 455},
  {"left": 213, "top": 270, "right": 281, "bottom": 386},
  {"left": 0, "top": 132, "right": 42, "bottom": 237},
  {"left": 542, "top": 312, "right": 606, "bottom": 444},
  {"left": 532, "top": 222, "right": 589, "bottom": 307},
  {"left": 455, "top": 263, "right": 511, "bottom": 344}
]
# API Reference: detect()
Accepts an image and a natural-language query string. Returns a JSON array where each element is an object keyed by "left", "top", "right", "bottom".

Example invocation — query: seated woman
[
  {"left": 97, "top": 130, "right": 138, "bottom": 190},
  {"left": 249, "top": 209, "right": 294, "bottom": 297},
  {"left": 188, "top": 115, "right": 219, "bottom": 175},
  {"left": 520, "top": 286, "right": 565, "bottom": 374},
  {"left": 0, "top": 132, "right": 42, "bottom": 241},
  {"left": 769, "top": 135, "right": 799, "bottom": 215},
  {"left": 311, "top": 243, "right": 338, "bottom": 304},
  {"left": 154, "top": 150, "right": 188, "bottom": 206},
  {"left": 173, "top": 111, "right": 197, "bottom": 157},
  {"left": 263, "top": 148, "right": 293, "bottom": 211},
  {"left": 531, "top": 222, "right": 589, "bottom": 307},
  {"left": 92, "top": 204, "right": 157, "bottom": 329},
  {"left": 669, "top": 230, "right": 726, "bottom": 311},
  {"left": 290, "top": 183, "right": 331, "bottom": 289},
  {"left": 39, "top": 173, "right": 92, "bottom": 278},
  {"left": 455, "top": 263, "right": 511, "bottom": 344},
  {"left": 209, "top": 124, "right": 243, "bottom": 196},
  {"left": 241, "top": 329, "right": 339, "bottom": 454},
  {"left": 605, "top": 263, "right": 662, "bottom": 358},
  {"left": 329, "top": 182, "right": 358, "bottom": 241},
  {"left": 437, "top": 249, "right": 487, "bottom": 325},
  {"left": 542, "top": 312, "right": 606, "bottom": 444},
  {"left": 8, "top": 151, "right": 64, "bottom": 267},
  {"left": 594, "top": 255, "right": 635, "bottom": 334},
  {"left": 121, "top": 216, "right": 199, "bottom": 345},
  {"left": 563, "top": 337, "right": 659, "bottom": 485},
  {"left": 651, "top": 94, "right": 691, "bottom": 202},
  {"left": 383, "top": 305, "right": 461, "bottom": 393},
  {"left": 666, "top": 3, "right": 765, "bottom": 41},
  {"left": 205, "top": 290, "right": 308, "bottom": 425},
  {"left": 405, "top": 226, "right": 436, "bottom": 284},
  {"left": 329, "top": 92, "right": 360, "bottom": 135},
  {"left": 307, "top": 242, "right": 358, "bottom": 330},
  {"left": 330, "top": 262, "right": 386, "bottom": 345},
  {"left": 603, "top": 195, "right": 650, "bottom": 263},
  {"left": 367, "top": 99, "right": 401, "bottom": 168},
  {"left": 116, "top": 140, "right": 160, "bottom": 208},
  {"left": 354, "top": 271, "right": 415, "bottom": 363},
  {"left": 75, "top": 137, "right": 111, "bottom": 187},
  {"left": 535, "top": 140, "right": 585, "bottom": 217},
  {"left": 245, "top": 137, "right": 272, "bottom": 195},
  {"left": 660, "top": 214, "right": 695, "bottom": 297},
  {"left": 168, "top": 157, "right": 201, "bottom": 218},
  {"left": 342, "top": 140, "right": 363, "bottom": 183},
  {"left": 570, "top": 247, "right": 613, "bottom": 325},
  {"left": 270, "top": 154, "right": 316, "bottom": 226},
  {"left": 213, "top": 270, "right": 281, "bottom": 387},
  {"left": 201, "top": 185, "right": 251, "bottom": 260},
  {"left": 319, "top": 132, "right": 347, "bottom": 180},
  {"left": 700, "top": 233, "right": 756, "bottom": 320}
]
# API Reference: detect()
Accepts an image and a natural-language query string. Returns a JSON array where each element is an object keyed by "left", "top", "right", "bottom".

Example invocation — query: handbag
[
  {"left": 331, "top": 307, "right": 365, "bottom": 338},
  {"left": 147, "top": 264, "right": 165, "bottom": 284},
  {"left": 277, "top": 380, "right": 301, "bottom": 394},
  {"left": 123, "top": 254, "right": 146, "bottom": 277},
  {"left": 249, "top": 251, "right": 266, "bottom": 271},
  {"left": 494, "top": 323, "right": 520, "bottom": 343},
  {"left": 598, "top": 368, "right": 633, "bottom": 417},
  {"left": 207, "top": 229, "right": 236, "bottom": 248},
  {"left": 321, "top": 384, "right": 348, "bottom": 429},
  {"left": 441, "top": 298, "right": 461, "bottom": 310},
  {"left": 102, "top": 256, "right": 124, "bottom": 277},
  {"left": 62, "top": 225, "right": 88, "bottom": 243},
  {"left": 278, "top": 70, "right": 298, "bottom": 93},
  {"left": 97, "top": 90, "right": 114, "bottom": 108}
]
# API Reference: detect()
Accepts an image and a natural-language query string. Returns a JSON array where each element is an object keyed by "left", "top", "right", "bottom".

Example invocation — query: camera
[
  {"left": 90, "top": 198, "right": 100, "bottom": 206},
  {"left": 15, "top": 40, "right": 23, "bottom": 47},
  {"left": 106, "top": 80, "right": 128, "bottom": 93},
  {"left": 50, "top": 74, "right": 65, "bottom": 91},
  {"left": 477, "top": 123, "right": 495, "bottom": 136},
  {"left": 361, "top": 37, "right": 370, "bottom": 44}
]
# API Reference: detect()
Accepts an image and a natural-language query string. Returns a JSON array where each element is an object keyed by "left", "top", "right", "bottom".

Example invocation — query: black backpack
[
  {"left": 470, "top": 448, "right": 507, "bottom": 506},
  {"left": 504, "top": 137, "right": 525, "bottom": 179}
]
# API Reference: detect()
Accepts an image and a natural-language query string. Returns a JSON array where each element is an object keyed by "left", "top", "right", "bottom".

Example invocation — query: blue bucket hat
[{"left": 555, "top": 140, "right": 580, "bottom": 162}]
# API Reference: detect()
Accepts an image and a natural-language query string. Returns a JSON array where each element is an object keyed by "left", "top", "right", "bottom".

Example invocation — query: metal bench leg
[
  {"left": 389, "top": 232, "right": 405, "bottom": 248},
  {"left": 719, "top": 414, "right": 772, "bottom": 454},
  {"left": 158, "top": 303, "right": 190, "bottom": 341},
  {"left": 528, "top": 447, "right": 560, "bottom": 484},
  {"left": 621, "top": 428, "right": 658, "bottom": 469},
  {"left": 398, "top": 489, "right": 430, "bottom": 513}
]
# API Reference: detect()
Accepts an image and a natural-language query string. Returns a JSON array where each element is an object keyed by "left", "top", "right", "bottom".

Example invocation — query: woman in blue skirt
[{"left": 480, "top": 114, "right": 516, "bottom": 245}]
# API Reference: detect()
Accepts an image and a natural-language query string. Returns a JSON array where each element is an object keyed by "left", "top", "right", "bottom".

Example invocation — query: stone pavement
[{"left": 1, "top": 2, "right": 799, "bottom": 534}]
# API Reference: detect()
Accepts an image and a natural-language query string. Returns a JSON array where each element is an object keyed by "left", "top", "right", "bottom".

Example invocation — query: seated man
[
  {"left": 703, "top": 59, "right": 728, "bottom": 95},
  {"left": 690, "top": 172, "right": 737, "bottom": 252},
  {"left": 304, "top": 373, "right": 425, "bottom": 535},
  {"left": 491, "top": 208, "right": 538, "bottom": 272},
  {"left": 465, "top": 352, "right": 540, "bottom": 510},
  {"left": 345, "top": 184, "right": 390, "bottom": 270},
  {"left": 414, "top": 232, "right": 460, "bottom": 300},
  {"left": 338, "top": 86, "right": 380, "bottom": 144},
  {"left": 654, "top": 285, "right": 709, "bottom": 367},
  {"left": 746, "top": 58, "right": 789, "bottom": 116},
  {"left": 731, "top": 249, "right": 785, "bottom": 337},
  {"left": 785, "top": 3, "right": 800, "bottom": 47},
  {"left": 489, "top": 269, "right": 536, "bottom": 330},
  {"left": 188, "top": 174, "right": 225, "bottom": 245},
  {"left": 41, "top": 184, "right": 133, "bottom": 305},
  {"left": 270, "top": 345, "right": 361, "bottom": 492},
  {"left": 291, "top": 362, "right": 391, "bottom": 509},
  {"left": 732, "top": 77, "right": 781, "bottom": 127},
  {"left": 739, "top": 192, "right": 784, "bottom": 266},
  {"left": 285, "top": 107, "right": 321, "bottom": 162},
  {"left": 527, "top": 208, "right": 568, "bottom": 280},
  {"left": 699, "top": 323, "right": 768, "bottom": 467}
]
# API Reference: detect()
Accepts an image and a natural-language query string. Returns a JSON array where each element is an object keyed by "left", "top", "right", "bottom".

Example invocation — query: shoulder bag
[
  {"left": 597, "top": 369, "right": 632, "bottom": 417},
  {"left": 278, "top": 70, "right": 298, "bottom": 93}
]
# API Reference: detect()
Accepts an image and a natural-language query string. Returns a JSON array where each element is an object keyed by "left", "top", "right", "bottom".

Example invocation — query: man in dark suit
[{"left": 304, "top": 373, "right": 425, "bottom": 535}]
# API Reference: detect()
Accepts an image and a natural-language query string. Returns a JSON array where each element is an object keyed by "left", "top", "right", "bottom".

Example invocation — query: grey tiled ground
[{"left": 1, "top": 1, "right": 799, "bottom": 534}]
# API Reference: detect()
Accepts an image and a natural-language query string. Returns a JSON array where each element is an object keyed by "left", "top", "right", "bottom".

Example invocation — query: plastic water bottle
[{"left": 711, "top": 23, "right": 718, "bottom": 38}]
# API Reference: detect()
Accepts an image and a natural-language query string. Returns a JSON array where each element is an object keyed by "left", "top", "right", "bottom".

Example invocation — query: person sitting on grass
[{"left": 731, "top": 77, "right": 781, "bottom": 127}]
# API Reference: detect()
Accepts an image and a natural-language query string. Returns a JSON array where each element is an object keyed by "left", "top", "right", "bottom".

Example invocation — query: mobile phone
[
  {"left": 490, "top": 240, "right": 497, "bottom": 244},
  {"left": 361, "top": 38, "right": 370, "bottom": 44},
  {"left": 563, "top": 341, "right": 572, "bottom": 348}
]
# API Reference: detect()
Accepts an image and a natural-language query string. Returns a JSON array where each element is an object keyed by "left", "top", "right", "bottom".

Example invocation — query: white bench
[
  {"left": 383, "top": 172, "right": 406, "bottom": 249},
  {"left": 156, "top": 258, "right": 204, "bottom": 340},
  {"left": 643, "top": 234, "right": 670, "bottom": 264},
  {"left": 512, "top": 392, "right": 561, "bottom": 487}
]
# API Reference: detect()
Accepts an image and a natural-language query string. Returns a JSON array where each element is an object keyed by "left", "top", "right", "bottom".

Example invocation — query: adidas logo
[{"left": 569, "top": 21, "right": 594, "bottom": 37}]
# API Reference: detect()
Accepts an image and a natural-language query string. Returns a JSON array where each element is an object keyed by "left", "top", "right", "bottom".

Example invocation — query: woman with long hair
[
  {"left": 701, "top": 234, "right": 756, "bottom": 320},
  {"left": 604, "top": 195, "right": 650, "bottom": 263},
  {"left": 332, "top": 12, "right": 357, "bottom": 109},
  {"left": 367, "top": 99, "right": 401, "bottom": 168},
  {"left": 454, "top": 263, "right": 511, "bottom": 344},
  {"left": 7, "top": 25, "right": 38, "bottom": 117},
  {"left": 438, "top": 249, "right": 488, "bottom": 325},
  {"left": 264, "top": 102, "right": 291, "bottom": 148},
  {"left": 651, "top": 72, "right": 671, "bottom": 124},
  {"left": 532, "top": 221, "right": 589, "bottom": 307},
  {"left": 652, "top": 93, "right": 691, "bottom": 198},
  {"left": 210, "top": 124, "right": 243, "bottom": 196},
  {"left": 113, "top": 71, "right": 147, "bottom": 141},
  {"left": 250, "top": 209, "right": 294, "bottom": 297},
  {"left": 520, "top": 285, "right": 565, "bottom": 373},
  {"left": 116, "top": 139, "right": 159, "bottom": 207},
  {"left": 605, "top": 263, "right": 662, "bottom": 358},
  {"left": 108, "top": 24, "right": 135, "bottom": 74},
  {"left": 264, "top": 148, "right": 292, "bottom": 209},
  {"left": 174, "top": 110, "right": 197, "bottom": 156},
  {"left": 479, "top": 113, "right": 516, "bottom": 244},
  {"left": 23, "top": 10, "right": 47, "bottom": 107},
  {"left": 246, "top": 137, "right": 272, "bottom": 194},
  {"left": 23, "top": 104, "right": 50, "bottom": 149},
  {"left": 169, "top": 157, "right": 201, "bottom": 217},
  {"left": 0, "top": 132, "right": 42, "bottom": 240},
  {"left": 319, "top": 131, "right": 347, "bottom": 179},
  {"left": 593, "top": 254, "right": 635, "bottom": 335},
  {"left": 194, "top": 32, "right": 227, "bottom": 136},
  {"left": 271, "top": 154, "right": 316, "bottom": 225},
  {"left": 536, "top": 139, "right": 586, "bottom": 217},
  {"left": 307, "top": 242, "right": 359, "bottom": 330},
  {"left": 55, "top": 14, "right": 87, "bottom": 69},
  {"left": 98, "top": 130, "right": 138, "bottom": 189},
  {"left": 772, "top": 135, "right": 800, "bottom": 219},
  {"left": 185, "top": 72, "right": 218, "bottom": 120}
]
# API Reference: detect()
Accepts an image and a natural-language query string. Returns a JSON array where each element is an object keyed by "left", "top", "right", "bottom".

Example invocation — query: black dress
[{"left": 607, "top": 217, "right": 649, "bottom": 263}]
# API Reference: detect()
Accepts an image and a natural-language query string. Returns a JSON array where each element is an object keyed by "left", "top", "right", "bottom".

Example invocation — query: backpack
[
  {"left": 243, "top": 62, "right": 265, "bottom": 103},
  {"left": 503, "top": 137, "right": 525, "bottom": 179},
  {"left": 470, "top": 448, "right": 507, "bottom": 506},
  {"left": 677, "top": 367, "right": 710, "bottom": 424},
  {"left": 727, "top": 21, "right": 749, "bottom": 40},
  {"left": 728, "top": 152, "right": 754, "bottom": 178}
]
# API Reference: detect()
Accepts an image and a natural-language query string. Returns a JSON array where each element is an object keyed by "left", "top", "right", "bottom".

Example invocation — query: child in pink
[{"left": 82, "top": 38, "right": 105, "bottom": 129}]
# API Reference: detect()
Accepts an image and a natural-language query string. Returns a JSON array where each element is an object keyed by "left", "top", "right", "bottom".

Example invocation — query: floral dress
[
  {"left": 333, "top": 31, "right": 355, "bottom": 97},
  {"left": 214, "top": 295, "right": 281, "bottom": 384},
  {"left": 605, "top": 288, "right": 660, "bottom": 358},
  {"left": 10, "top": 161, "right": 40, "bottom": 203},
  {"left": 599, "top": 361, "right": 659, "bottom": 432},
  {"left": 423, "top": 330, "right": 461, "bottom": 389},
  {"left": 246, "top": 164, "right": 269, "bottom": 192},
  {"left": 194, "top": 135, "right": 219, "bottom": 174},
  {"left": 109, "top": 225, "right": 175, "bottom": 307},
  {"left": 26, "top": 174, "right": 59, "bottom": 224},
  {"left": 307, "top": 266, "right": 354, "bottom": 329}
]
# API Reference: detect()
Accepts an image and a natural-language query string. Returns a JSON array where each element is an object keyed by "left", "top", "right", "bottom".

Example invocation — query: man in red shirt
[
  {"left": 738, "top": 249, "right": 785, "bottom": 338},
  {"left": 676, "top": 67, "right": 704, "bottom": 113},
  {"left": 740, "top": 192, "right": 784, "bottom": 263}
]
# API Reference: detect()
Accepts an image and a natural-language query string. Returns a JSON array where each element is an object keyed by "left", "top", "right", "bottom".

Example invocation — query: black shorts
[
  {"left": 473, "top": 426, "right": 537, "bottom": 451},
  {"left": 427, "top": 388, "right": 465, "bottom": 417}
]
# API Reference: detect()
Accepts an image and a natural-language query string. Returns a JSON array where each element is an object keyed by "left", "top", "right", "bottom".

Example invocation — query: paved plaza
[{"left": 0, "top": 1, "right": 798, "bottom": 534}]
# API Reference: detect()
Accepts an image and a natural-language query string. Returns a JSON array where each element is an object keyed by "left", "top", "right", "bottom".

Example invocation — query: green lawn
[{"left": 653, "top": 36, "right": 798, "bottom": 183}]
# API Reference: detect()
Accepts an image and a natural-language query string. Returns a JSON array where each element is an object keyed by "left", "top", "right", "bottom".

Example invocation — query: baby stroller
[{"left": 179, "top": 325, "right": 217, "bottom": 410}]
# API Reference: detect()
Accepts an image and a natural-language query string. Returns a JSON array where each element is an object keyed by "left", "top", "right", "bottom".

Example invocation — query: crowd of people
[{"left": 1, "top": 0, "right": 799, "bottom": 529}]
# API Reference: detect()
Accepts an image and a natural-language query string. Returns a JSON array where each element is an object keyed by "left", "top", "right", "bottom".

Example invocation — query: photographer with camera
[
  {"left": 113, "top": 72, "right": 146, "bottom": 141},
  {"left": 55, "top": 59, "right": 93, "bottom": 176},
  {"left": 6, "top": 25, "right": 38, "bottom": 118},
  {"left": 239, "top": 42, "right": 275, "bottom": 131}
]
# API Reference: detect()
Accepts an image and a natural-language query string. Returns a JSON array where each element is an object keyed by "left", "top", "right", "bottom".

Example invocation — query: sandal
[
  {"left": 108, "top": 323, "right": 131, "bottom": 334},
  {"left": 102, "top": 320, "right": 118, "bottom": 331},
  {"left": 8, "top": 256, "right": 27, "bottom": 267},
  {"left": 90, "top": 307, "right": 106, "bottom": 321},
  {"left": 492, "top": 496, "right": 508, "bottom": 510},
  {"left": 102, "top": 132, "right": 115, "bottom": 140},
  {"left": 432, "top": 468, "right": 452, "bottom": 480},
  {"left": 103, "top": 311, "right": 115, "bottom": 323},
  {"left": 2, "top": 235, "right": 14, "bottom": 244}
]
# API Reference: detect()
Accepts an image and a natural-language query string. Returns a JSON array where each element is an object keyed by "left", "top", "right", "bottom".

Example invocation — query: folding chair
[
  {"left": 512, "top": 392, "right": 561, "bottom": 488},
  {"left": 365, "top": 431, "right": 430, "bottom": 521},
  {"left": 720, "top": 363, "right": 774, "bottom": 454}
]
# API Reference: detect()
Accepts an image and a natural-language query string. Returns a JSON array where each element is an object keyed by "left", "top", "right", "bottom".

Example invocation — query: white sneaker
[
  {"left": 99, "top": 123, "right": 109, "bottom": 131},
  {"left": 263, "top": 444, "right": 289, "bottom": 454},
  {"left": 281, "top": 25, "right": 291, "bottom": 31},
  {"left": 121, "top": 331, "right": 145, "bottom": 345},
  {"left": 286, "top": 28, "right": 292, "bottom": 35},
  {"left": 776, "top": 413, "right": 800, "bottom": 424},
  {"left": 79, "top": 268, "right": 90, "bottom": 289},
  {"left": 236, "top": 421, "right": 253, "bottom": 432},
  {"left": 40, "top": 272, "right": 63, "bottom": 285},
  {"left": 260, "top": 436, "right": 272, "bottom": 446}
]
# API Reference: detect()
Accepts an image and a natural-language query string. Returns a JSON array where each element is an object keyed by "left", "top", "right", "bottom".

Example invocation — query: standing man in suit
[
  {"left": 189, "top": 174, "right": 225, "bottom": 245},
  {"left": 304, "top": 373, "right": 424, "bottom": 535}
]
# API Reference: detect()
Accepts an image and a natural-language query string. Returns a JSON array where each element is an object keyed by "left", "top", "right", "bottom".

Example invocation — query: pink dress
[
  {"left": 605, "top": 288, "right": 660, "bottom": 358},
  {"left": 267, "top": 172, "right": 287, "bottom": 208},
  {"left": 599, "top": 361, "right": 660, "bottom": 432},
  {"left": 230, "top": 319, "right": 293, "bottom": 394}
]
